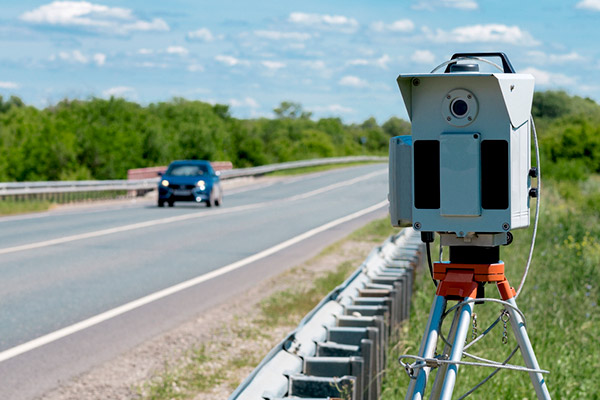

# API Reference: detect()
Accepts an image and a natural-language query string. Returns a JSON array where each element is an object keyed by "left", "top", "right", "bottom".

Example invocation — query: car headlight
[
  {"left": 197, "top": 180, "right": 206, "bottom": 190},
  {"left": 161, "top": 179, "right": 169, "bottom": 187}
]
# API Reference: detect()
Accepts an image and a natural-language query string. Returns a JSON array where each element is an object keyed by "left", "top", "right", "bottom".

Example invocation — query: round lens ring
[{"left": 451, "top": 99, "right": 469, "bottom": 118}]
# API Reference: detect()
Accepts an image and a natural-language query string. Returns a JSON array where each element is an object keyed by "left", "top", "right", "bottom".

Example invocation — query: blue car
[{"left": 158, "top": 160, "right": 223, "bottom": 207}]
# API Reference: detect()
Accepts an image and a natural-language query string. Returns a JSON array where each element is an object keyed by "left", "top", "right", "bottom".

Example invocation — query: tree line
[
  {"left": 0, "top": 97, "right": 410, "bottom": 181},
  {"left": 0, "top": 90, "right": 598, "bottom": 182}
]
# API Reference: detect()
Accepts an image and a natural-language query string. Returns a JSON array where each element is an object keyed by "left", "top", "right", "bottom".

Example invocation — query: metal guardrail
[
  {"left": 229, "top": 228, "right": 424, "bottom": 400},
  {"left": 0, "top": 156, "right": 386, "bottom": 200},
  {"left": 218, "top": 156, "right": 386, "bottom": 179}
]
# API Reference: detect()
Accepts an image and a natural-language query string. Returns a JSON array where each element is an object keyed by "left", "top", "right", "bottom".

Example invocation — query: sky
[{"left": 1, "top": 0, "right": 599, "bottom": 123}]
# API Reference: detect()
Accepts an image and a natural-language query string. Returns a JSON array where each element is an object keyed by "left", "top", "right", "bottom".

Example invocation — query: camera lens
[{"left": 451, "top": 99, "right": 469, "bottom": 118}]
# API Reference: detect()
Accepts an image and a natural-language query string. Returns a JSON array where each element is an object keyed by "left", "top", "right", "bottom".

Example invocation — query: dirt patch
[{"left": 38, "top": 238, "right": 379, "bottom": 400}]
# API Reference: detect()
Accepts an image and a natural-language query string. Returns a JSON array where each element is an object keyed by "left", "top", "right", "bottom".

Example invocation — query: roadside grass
[
  {"left": 137, "top": 216, "right": 396, "bottom": 399},
  {"left": 0, "top": 199, "right": 53, "bottom": 216},
  {"left": 264, "top": 161, "right": 384, "bottom": 177},
  {"left": 0, "top": 191, "right": 131, "bottom": 216},
  {"left": 381, "top": 178, "right": 600, "bottom": 399}
]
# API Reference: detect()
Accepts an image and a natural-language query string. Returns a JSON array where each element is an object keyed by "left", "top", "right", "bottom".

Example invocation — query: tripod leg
[
  {"left": 406, "top": 295, "right": 447, "bottom": 400},
  {"left": 437, "top": 298, "right": 475, "bottom": 400},
  {"left": 429, "top": 306, "right": 461, "bottom": 398},
  {"left": 505, "top": 297, "right": 551, "bottom": 399}
]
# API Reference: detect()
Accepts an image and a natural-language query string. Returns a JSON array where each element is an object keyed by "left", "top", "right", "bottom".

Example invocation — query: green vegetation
[
  {"left": 0, "top": 97, "right": 406, "bottom": 182},
  {"left": 0, "top": 199, "right": 52, "bottom": 216},
  {"left": 382, "top": 180, "right": 600, "bottom": 399},
  {"left": 381, "top": 90, "right": 600, "bottom": 399}
]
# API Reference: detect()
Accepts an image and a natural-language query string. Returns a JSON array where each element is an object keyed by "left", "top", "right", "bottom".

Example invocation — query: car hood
[{"left": 161, "top": 175, "right": 214, "bottom": 185}]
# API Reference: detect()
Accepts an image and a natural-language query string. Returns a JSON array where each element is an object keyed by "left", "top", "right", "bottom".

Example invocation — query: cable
[
  {"left": 456, "top": 346, "right": 520, "bottom": 400},
  {"left": 516, "top": 115, "right": 541, "bottom": 298},
  {"left": 399, "top": 354, "right": 549, "bottom": 376},
  {"left": 425, "top": 242, "right": 438, "bottom": 287}
]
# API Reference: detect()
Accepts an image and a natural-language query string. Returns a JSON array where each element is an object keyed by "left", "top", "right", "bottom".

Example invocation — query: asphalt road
[{"left": 0, "top": 163, "right": 389, "bottom": 399}]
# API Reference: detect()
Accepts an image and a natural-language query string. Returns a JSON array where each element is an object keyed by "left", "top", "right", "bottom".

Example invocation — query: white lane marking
[
  {"left": 0, "top": 203, "right": 262, "bottom": 256},
  {"left": 286, "top": 169, "right": 384, "bottom": 202},
  {"left": 0, "top": 168, "right": 386, "bottom": 256},
  {"left": 0, "top": 200, "right": 388, "bottom": 363}
]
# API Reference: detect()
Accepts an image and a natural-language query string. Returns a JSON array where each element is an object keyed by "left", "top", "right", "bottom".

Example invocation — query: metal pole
[
  {"left": 406, "top": 295, "right": 447, "bottom": 400},
  {"left": 429, "top": 306, "right": 461, "bottom": 398},
  {"left": 438, "top": 299, "right": 474, "bottom": 400},
  {"left": 505, "top": 297, "right": 551, "bottom": 399}
]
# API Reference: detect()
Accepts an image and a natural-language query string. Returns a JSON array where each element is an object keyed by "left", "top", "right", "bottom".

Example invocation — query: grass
[
  {"left": 0, "top": 199, "right": 53, "bottom": 216},
  {"left": 137, "top": 216, "right": 397, "bottom": 399},
  {"left": 0, "top": 191, "right": 131, "bottom": 216},
  {"left": 381, "top": 178, "right": 600, "bottom": 399},
  {"left": 264, "top": 161, "right": 384, "bottom": 176}
]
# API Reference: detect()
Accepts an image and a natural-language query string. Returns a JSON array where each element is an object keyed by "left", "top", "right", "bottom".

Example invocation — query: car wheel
[
  {"left": 206, "top": 194, "right": 213, "bottom": 207},
  {"left": 158, "top": 199, "right": 165, "bottom": 207},
  {"left": 168, "top": 200, "right": 175, "bottom": 207},
  {"left": 215, "top": 193, "right": 222, "bottom": 206}
]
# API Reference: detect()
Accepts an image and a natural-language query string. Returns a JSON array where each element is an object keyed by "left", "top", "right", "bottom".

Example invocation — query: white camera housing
[{"left": 389, "top": 60, "right": 535, "bottom": 237}]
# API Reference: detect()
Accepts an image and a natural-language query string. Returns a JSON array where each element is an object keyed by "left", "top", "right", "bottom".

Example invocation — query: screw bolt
[
  {"left": 447, "top": 116, "right": 451, "bottom": 121},
  {"left": 468, "top": 117, "right": 473, "bottom": 121},
  {"left": 414, "top": 222, "right": 422, "bottom": 230},
  {"left": 413, "top": 78, "right": 420, "bottom": 86},
  {"left": 502, "top": 223, "right": 510, "bottom": 231},
  {"left": 529, "top": 167, "right": 538, "bottom": 178},
  {"left": 467, "top": 94, "right": 472, "bottom": 99}
]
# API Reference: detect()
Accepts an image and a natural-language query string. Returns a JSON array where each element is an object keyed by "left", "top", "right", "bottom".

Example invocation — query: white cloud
[
  {"left": 339, "top": 75, "right": 369, "bottom": 88},
  {"left": 411, "top": 50, "right": 435, "bottom": 64},
  {"left": 413, "top": 0, "right": 478, "bottom": 10},
  {"left": 187, "top": 27, "right": 214, "bottom": 41},
  {"left": 375, "top": 54, "right": 391, "bottom": 69},
  {"left": 371, "top": 19, "right": 415, "bottom": 32},
  {"left": 229, "top": 97, "right": 259, "bottom": 108},
  {"left": 312, "top": 104, "right": 354, "bottom": 114},
  {"left": 215, "top": 55, "right": 248, "bottom": 67},
  {"left": 51, "top": 49, "right": 106, "bottom": 66},
  {"left": 347, "top": 59, "right": 369, "bottom": 66},
  {"left": 0, "top": 81, "right": 19, "bottom": 89},
  {"left": 303, "top": 60, "right": 326, "bottom": 70},
  {"left": 576, "top": 0, "right": 600, "bottom": 11},
  {"left": 521, "top": 67, "right": 577, "bottom": 86},
  {"left": 102, "top": 86, "right": 137, "bottom": 98},
  {"left": 424, "top": 24, "right": 539, "bottom": 46},
  {"left": 254, "top": 30, "right": 311, "bottom": 41},
  {"left": 166, "top": 46, "right": 189, "bottom": 56},
  {"left": 347, "top": 54, "right": 390, "bottom": 69},
  {"left": 93, "top": 52, "right": 106, "bottom": 66},
  {"left": 136, "top": 62, "right": 168, "bottom": 69},
  {"left": 289, "top": 12, "right": 359, "bottom": 32},
  {"left": 137, "top": 48, "right": 154, "bottom": 55},
  {"left": 527, "top": 50, "right": 585, "bottom": 64},
  {"left": 261, "top": 60, "right": 286, "bottom": 70},
  {"left": 187, "top": 63, "right": 204, "bottom": 72},
  {"left": 441, "top": 0, "right": 478, "bottom": 9},
  {"left": 20, "top": 1, "right": 169, "bottom": 34},
  {"left": 58, "top": 50, "right": 88, "bottom": 63}
]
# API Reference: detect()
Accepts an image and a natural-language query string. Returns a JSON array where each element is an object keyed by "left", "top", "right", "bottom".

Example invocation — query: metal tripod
[{"left": 404, "top": 248, "right": 551, "bottom": 400}]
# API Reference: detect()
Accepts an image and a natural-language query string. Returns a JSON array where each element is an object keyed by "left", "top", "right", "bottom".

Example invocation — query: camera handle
[{"left": 443, "top": 52, "right": 516, "bottom": 73}]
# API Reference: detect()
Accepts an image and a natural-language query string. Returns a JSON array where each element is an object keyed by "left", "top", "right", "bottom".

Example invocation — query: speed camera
[{"left": 389, "top": 52, "right": 535, "bottom": 241}]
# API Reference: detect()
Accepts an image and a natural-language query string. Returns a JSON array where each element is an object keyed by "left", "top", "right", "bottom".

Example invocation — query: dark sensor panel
[
  {"left": 481, "top": 140, "right": 509, "bottom": 209},
  {"left": 414, "top": 140, "right": 440, "bottom": 209}
]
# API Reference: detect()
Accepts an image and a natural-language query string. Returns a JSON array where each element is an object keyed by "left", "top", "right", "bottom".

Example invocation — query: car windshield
[{"left": 167, "top": 164, "right": 208, "bottom": 176}]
